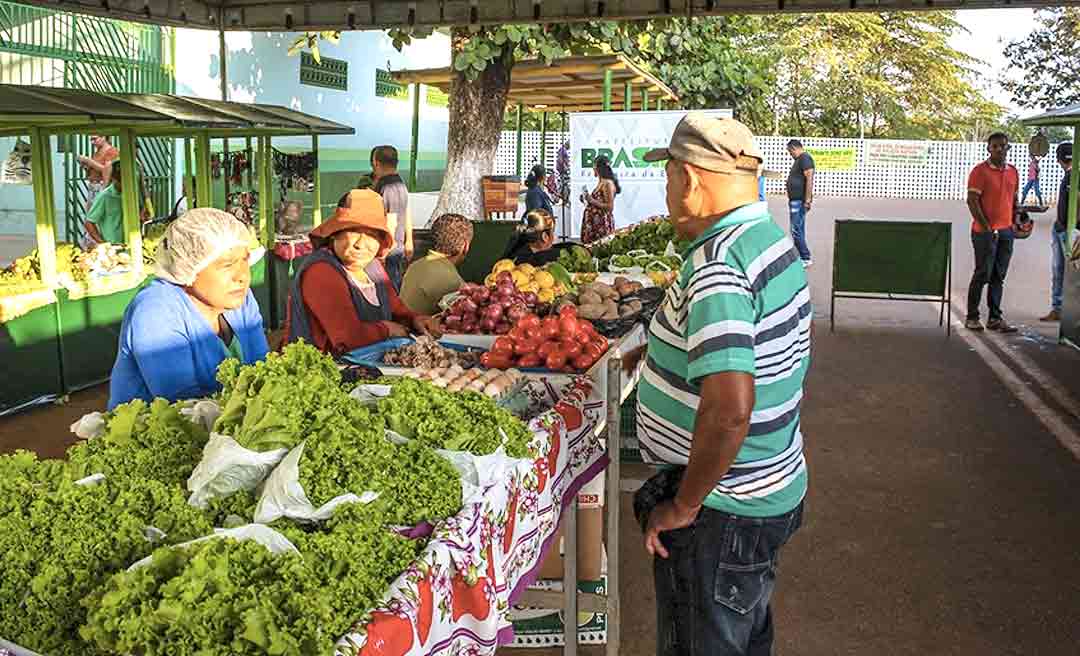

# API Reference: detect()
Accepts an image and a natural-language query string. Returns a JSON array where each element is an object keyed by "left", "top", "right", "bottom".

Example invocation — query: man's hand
[
  {"left": 413, "top": 315, "right": 441, "bottom": 338},
  {"left": 622, "top": 345, "right": 647, "bottom": 375},
  {"left": 644, "top": 498, "right": 700, "bottom": 559},
  {"left": 404, "top": 247, "right": 414, "bottom": 261},
  {"left": 382, "top": 321, "right": 409, "bottom": 338},
  {"left": 804, "top": 198, "right": 813, "bottom": 212}
]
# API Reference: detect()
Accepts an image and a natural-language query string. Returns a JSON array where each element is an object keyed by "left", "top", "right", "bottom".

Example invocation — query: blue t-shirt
[
  {"left": 525, "top": 185, "right": 554, "bottom": 214},
  {"left": 108, "top": 278, "right": 269, "bottom": 409}
]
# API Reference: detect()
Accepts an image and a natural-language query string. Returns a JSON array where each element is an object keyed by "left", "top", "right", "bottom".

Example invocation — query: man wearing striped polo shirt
[{"left": 630, "top": 113, "right": 810, "bottom": 655}]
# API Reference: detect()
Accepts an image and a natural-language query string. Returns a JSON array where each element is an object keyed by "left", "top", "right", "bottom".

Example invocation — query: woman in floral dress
[{"left": 580, "top": 155, "right": 620, "bottom": 244}]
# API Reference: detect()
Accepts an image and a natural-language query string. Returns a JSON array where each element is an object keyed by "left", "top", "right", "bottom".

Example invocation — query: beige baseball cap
[{"left": 644, "top": 113, "right": 767, "bottom": 176}]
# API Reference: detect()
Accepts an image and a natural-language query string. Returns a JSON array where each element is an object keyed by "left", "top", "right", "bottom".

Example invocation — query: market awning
[
  {"left": 0, "top": 85, "right": 355, "bottom": 137},
  {"left": 393, "top": 55, "right": 679, "bottom": 113},
  {"left": 12, "top": 0, "right": 1066, "bottom": 33},
  {"left": 1021, "top": 104, "right": 1080, "bottom": 127}
]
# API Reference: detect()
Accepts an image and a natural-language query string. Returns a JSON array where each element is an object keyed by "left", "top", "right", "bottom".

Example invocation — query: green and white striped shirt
[{"left": 637, "top": 202, "right": 811, "bottom": 517}]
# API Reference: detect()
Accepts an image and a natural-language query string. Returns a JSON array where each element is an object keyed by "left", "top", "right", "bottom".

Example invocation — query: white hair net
[{"left": 155, "top": 208, "right": 259, "bottom": 286}]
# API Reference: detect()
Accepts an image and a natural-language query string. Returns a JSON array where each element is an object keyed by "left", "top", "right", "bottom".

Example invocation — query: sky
[{"left": 951, "top": 8, "right": 1038, "bottom": 115}]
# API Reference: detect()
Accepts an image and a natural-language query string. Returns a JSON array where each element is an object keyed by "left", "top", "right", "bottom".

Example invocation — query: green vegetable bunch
[
  {"left": 591, "top": 219, "right": 689, "bottom": 259},
  {"left": 0, "top": 456, "right": 212, "bottom": 656},
  {"left": 81, "top": 537, "right": 334, "bottom": 656},
  {"left": 67, "top": 398, "right": 210, "bottom": 488},
  {"left": 556, "top": 244, "right": 596, "bottom": 273},
  {"left": 376, "top": 377, "right": 533, "bottom": 457},
  {"left": 215, "top": 342, "right": 347, "bottom": 452}
]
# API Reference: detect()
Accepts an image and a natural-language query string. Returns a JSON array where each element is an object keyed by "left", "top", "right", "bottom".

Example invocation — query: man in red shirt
[{"left": 966, "top": 132, "right": 1020, "bottom": 333}]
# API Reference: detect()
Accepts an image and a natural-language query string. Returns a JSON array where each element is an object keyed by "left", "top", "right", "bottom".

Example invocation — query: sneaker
[
  {"left": 802, "top": 259, "right": 813, "bottom": 268},
  {"left": 986, "top": 319, "right": 1018, "bottom": 333},
  {"left": 965, "top": 319, "right": 985, "bottom": 331},
  {"left": 1040, "top": 310, "right": 1061, "bottom": 322}
]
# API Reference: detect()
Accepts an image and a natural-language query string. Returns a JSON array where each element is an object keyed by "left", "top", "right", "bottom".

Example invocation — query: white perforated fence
[{"left": 495, "top": 131, "right": 1066, "bottom": 203}]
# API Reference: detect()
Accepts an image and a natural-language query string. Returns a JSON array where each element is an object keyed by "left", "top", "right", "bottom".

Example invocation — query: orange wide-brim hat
[{"left": 309, "top": 189, "right": 395, "bottom": 256}]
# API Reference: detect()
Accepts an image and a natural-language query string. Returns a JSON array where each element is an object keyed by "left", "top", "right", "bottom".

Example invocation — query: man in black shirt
[
  {"left": 786, "top": 139, "right": 815, "bottom": 266},
  {"left": 1043, "top": 142, "right": 1073, "bottom": 322}
]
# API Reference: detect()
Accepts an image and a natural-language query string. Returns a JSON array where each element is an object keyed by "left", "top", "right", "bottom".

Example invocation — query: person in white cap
[
  {"left": 108, "top": 208, "right": 269, "bottom": 409},
  {"left": 626, "top": 112, "right": 810, "bottom": 656}
]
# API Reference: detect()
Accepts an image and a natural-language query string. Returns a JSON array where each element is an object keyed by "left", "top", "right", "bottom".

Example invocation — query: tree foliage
[{"left": 1001, "top": 8, "right": 1080, "bottom": 111}]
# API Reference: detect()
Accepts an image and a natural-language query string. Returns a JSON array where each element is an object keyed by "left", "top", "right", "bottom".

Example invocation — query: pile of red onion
[{"left": 442, "top": 272, "right": 544, "bottom": 334}]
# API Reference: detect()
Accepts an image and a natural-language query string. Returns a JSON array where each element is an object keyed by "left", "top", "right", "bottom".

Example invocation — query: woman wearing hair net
[
  {"left": 284, "top": 189, "right": 439, "bottom": 356},
  {"left": 399, "top": 213, "right": 473, "bottom": 315},
  {"left": 108, "top": 208, "right": 269, "bottom": 409}
]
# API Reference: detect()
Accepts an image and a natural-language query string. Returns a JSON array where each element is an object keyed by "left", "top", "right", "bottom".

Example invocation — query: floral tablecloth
[{"left": 336, "top": 375, "right": 609, "bottom": 656}]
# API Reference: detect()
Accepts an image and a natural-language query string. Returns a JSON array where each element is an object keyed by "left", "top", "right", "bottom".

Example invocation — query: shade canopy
[
  {"left": 393, "top": 55, "right": 678, "bottom": 113},
  {"left": 15, "top": 0, "right": 1062, "bottom": 34},
  {"left": 1021, "top": 103, "right": 1080, "bottom": 128},
  {"left": 0, "top": 85, "right": 355, "bottom": 137}
]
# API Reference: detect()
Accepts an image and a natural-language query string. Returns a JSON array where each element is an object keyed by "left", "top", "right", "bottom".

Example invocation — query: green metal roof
[
  {"left": 0, "top": 84, "right": 355, "bottom": 137},
  {"left": 1021, "top": 104, "right": 1080, "bottom": 128}
]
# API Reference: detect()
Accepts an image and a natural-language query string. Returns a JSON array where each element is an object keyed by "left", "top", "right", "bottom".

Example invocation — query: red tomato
[
  {"left": 558, "top": 314, "right": 579, "bottom": 340},
  {"left": 524, "top": 326, "right": 544, "bottom": 342},
  {"left": 545, "top": 351, "right": 569, "bottom": 370},
  {"left": 540, "top": 323, "right": 560, "bottom": 342},
  {"left": 575, "top": 329, "right": 592, "bottom": 346},
  {"left": 519, "top": 314, "right": 541, "bottom": 331},
  {"left": 487, "top": 354, "right": 514, "bottom": 370},
  {"left": 592, "top": 335, "right": 609, "bottom": 352},
  {"left": 492, "top": 336, "right": 515, "bottom": 355},
  {"left": 562, "top": 340, "right": 583, "bottom": 358},
  {"left": 517, "top": 353, "right": 543, "bottom": 368},
  {"left": 581, "top": 320, "right": 600, "bottom": 338},
  {"left": 514, "top": 338, "right": 541, "bottom": 356},
  {"left": 558, "top": 304, "right": 578, "bottom": 318},
  {"left": 509, "top": 325, "right": 529, "bottom": 343},
  {"left": 584, "top": 342, "right": 605, "bottom": 360},
  {"left": 571, "top": 354, "right": 593, "bottom": 371},
  {"left": 541, "top": 315, "right": 559, "bottom": 330},
  {"left": 480, "top": 352, "right": 492, "bottom": 368},
  {"left": 538, "top": 340, "right": 560, "bottom": 358}
]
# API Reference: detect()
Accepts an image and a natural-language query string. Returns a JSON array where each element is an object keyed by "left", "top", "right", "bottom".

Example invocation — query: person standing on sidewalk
[
  {"left": 78, "top": 134, "right": 118, "bottom": 211},
  {"left": 966, "top": 132, "right": 1020, "bottom": 333},
  {"left": 371, "top": 145, "right": 413, "bottom": 292},
  {"left": 785, "top": 139, "right": 815, "bottom": 267},
  {"left": 1022, "top": 152, "right": 1044, "bottom": 206},
  {"left": 1042, "top": 142, "right": 1072, "bottom": 322},
  {"left": 628, "top": 113, "right": 809, "bottom": 656}
]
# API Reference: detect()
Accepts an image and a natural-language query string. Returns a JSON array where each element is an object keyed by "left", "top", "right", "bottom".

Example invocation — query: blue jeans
[
  {"left": 968, "top": 229, "right": 1015, "bottom": 321},
  {"left": 1021, "top": 179, "right": 1043, "bottom": 206},
  {"left": 787, "top": 200, "right": 811, "bottom": 261},
  {"left": 654, "top": 503, "right": 804, "bottom": 656},
  {"left": 384, "top": 251, "right": 406, "bottom": 292},
  {"left": 1052, "top": 227, "right": 1067, "bottom": 312}
]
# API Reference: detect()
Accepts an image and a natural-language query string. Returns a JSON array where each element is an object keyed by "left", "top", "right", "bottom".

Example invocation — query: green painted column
[
  {"left": 194, "top": 132, "right": 212, "bottom": 209},
  {"left": 515, "top": 103, "right": 524, "bottom": 178},
  {"left": 245, "top": 137, "right": 253, "bottom": 189},
  {"left": 258, "top": 136, "right": 274, "bottom": 248},
  {"left": 602, "top": 70, "right": 613, "bottom": 111},
  {"left": 182, "top": 137, "right": 193, "bottom": 202},
  {"left": 540, "top": 111, "right": 549, "bottom": 168},
  {"left": 29, "top": 128, "right": 57, "bottom": 286},
  {"left": 657, "top": 98, "right": 665, "bottom": 111},
  {"left": 624, "top": 82, "right": 632, "bottom": 111},
  {"left": 312, "top": 134, "right": 322, "bottom": 226},
  {"left": 641, "top": 89, "right": 650, "bottom": 112},
  {"left": 409, "top": 83, "right": 421, "bottom": 190},
  {"left": 117, "top": 129, "right": 143, "bottom": 274}
]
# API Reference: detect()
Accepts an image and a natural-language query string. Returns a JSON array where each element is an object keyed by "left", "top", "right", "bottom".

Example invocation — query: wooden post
[
  {"left": 409, "top": 83, "right": 421, "bottom": 190},
  {"left": 29, "top": 128, "right": 57, "bottom": 286},
  {"left": 312, "top": 134, "right": 322, "bottom": 226},
  {"left": 258, "top": 136, "right": 274, "bottom": 248},
  {"left": 117, "top": 129, "right": 143, "bottom": 274}
]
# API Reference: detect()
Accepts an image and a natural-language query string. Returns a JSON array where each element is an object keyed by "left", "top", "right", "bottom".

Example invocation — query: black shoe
[{"left": 987, "top": 319, "right": 1018, "bottom": 333}]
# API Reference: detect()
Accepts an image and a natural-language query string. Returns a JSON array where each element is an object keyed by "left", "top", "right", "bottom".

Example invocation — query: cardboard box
[
  {"left": 538, "top": 470, "right": 604, "bottom": 581},
  {"left": 508, "top": 561, "right": 608, "bottom": 647}
]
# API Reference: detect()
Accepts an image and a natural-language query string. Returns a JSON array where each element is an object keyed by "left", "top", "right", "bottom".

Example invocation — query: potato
[
  {"left": 619, "top": 304, "right": 638, "bottom": 318},
  {"left": 579, "top": 290, "right": 603, "bottom": 306},
  {"left": 602, "top": 307, "right": 620, "bottom": 320},
  {"left": 614, "top": 276, "right": 630, "bottom": 287},
  {"left": 578, "top": 303, "right": 606, "bottom": 320}
]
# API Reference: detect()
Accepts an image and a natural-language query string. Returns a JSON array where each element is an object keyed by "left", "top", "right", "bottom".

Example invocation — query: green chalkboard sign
[{"left": 831, "top": 220, "right": 952, "bottom": 333}]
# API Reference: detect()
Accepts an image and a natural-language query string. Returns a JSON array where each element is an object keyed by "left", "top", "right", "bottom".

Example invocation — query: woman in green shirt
[
  {"left": 399, "top": 213, "right": 473, "bottom": 315},
  {"left": 84, "top": 166, "right": 125, "bottom": 245}
]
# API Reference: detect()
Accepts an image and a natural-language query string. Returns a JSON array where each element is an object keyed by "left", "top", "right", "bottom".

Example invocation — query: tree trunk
[{"left": 429, "top": 29, "right": 514, "bottom": 224}]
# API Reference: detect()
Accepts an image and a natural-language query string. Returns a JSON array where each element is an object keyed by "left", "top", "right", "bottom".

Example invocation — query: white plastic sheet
[
  {"left": 69, "top": 412, "right": 106, "bottom": 440},
  {"left": 127, "top": 524, "right": 298, "bottom": 570},
  {"left": 186, "top": 433, "right": 288, "bottom": 508},
  {"left": 253, "top": 441, "right": 379, "bottom": 524}
]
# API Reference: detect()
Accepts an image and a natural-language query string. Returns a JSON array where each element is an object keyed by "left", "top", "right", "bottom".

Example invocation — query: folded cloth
[{"left": 632, "top": 466, "right": 686, "bottom": 532}]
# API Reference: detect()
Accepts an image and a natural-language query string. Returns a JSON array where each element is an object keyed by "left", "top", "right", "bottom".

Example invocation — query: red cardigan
[{"left": 297, "top": 260, "right": 417, "bottom": 356}]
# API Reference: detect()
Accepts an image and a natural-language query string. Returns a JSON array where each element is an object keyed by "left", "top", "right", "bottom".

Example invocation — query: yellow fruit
[
  {"left": 553, "top": 283, "right": 567, "bottom": 296},
  {"left": 522, "top": 281, "right": 541, "bottom": 294},
  {"left": 493, "top": 259, "right": 516, "bottom": 274},
  {"left": 484, "top": 273, "right": 499, "bottom": 287},
  {"left": 533, "top": 270, "right": 555, "bottom": 289},
  {"left": 511, "top": 270, "right": 531, "bottom": 288},
  {"left": 538, "top": 288, "right": 556, "bottom": 303},
  {"left": 516, "top": 263, "right": 536, "bottom": 276}
]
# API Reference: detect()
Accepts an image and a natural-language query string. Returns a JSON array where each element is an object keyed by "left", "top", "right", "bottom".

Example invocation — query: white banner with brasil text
[{"left": 568, "top": 109, "right": 733, "bottom": 238}]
